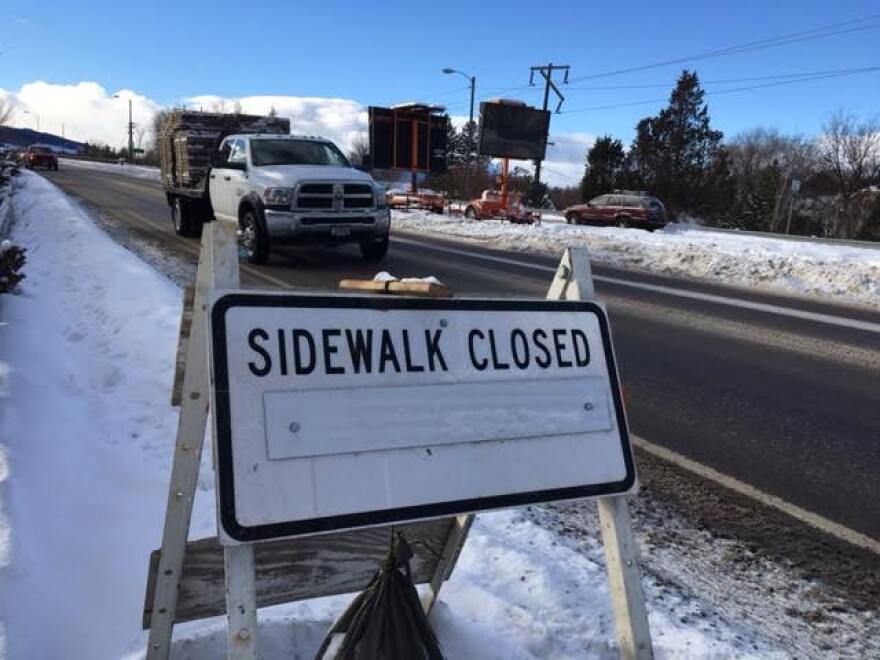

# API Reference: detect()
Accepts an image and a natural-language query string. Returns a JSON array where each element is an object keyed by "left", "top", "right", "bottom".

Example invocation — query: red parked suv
[
  {"left": 564, "top": 191, "right": 667, "bottom": 230},
  {"left": 24, "top": 145, "right": 59, "bottom": 171}
]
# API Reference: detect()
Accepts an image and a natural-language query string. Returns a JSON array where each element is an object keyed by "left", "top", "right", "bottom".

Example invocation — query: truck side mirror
[{"left": 226, "top": 161, "right": 247, "bottom": 171}]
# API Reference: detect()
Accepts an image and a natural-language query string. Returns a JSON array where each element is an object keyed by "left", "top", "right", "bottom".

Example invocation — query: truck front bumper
[{"left": 264, "top": 208, "right": 390, "bottom": 243}]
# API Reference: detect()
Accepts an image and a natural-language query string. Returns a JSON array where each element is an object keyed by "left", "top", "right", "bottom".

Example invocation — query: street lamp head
[{"left": 442, "top": 68, "right": 456, "bottom": 75}]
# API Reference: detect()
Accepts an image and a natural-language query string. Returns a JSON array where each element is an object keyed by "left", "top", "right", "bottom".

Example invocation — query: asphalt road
[{"left": 44, "top": 165, "right": 880, "bottom": 540}]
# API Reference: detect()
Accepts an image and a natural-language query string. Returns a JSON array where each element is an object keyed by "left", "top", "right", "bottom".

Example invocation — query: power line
[
  {"left": 567, "top": 13, "right": 880, "bottom": 83},
  {"left": 415, "top": 85, "right": 471, "bottom": 103},
  {"left": 466, "top": 13, "right": 880, "bottom": 103},
  {"left": 560, "top": 65, "right": 880, "bottom": 114},
  {"left": 562, "top": 66, "right": 880, "bottom": 91}
]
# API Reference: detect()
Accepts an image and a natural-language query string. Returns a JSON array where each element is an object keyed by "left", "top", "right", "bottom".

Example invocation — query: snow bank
[
  {"left": 0, "top": 171, "right": 187, "bottom": 657},
  {"left": 393, "top": 211, "right": 880, "bottom": 308},
  {"left": 0, "top": 171, "right": 775, "bottom": 657},
  {"left": 60, "top": 157, "right": 161, "bottom": 183}
]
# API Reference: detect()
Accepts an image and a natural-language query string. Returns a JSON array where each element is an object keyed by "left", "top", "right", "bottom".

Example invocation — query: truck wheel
[
  {"left": 566, "top": 212, "right": 579, "bottom": 225},
  {"left": 360, "top": 237, "right": 389, "bottom": 261},
  {"left": 171, "top": 197, "right": 196, "bottom": 237},
  {"left": 240, "top": 210, "right": 270, "bottom": 264},
  {"left": 464, "top": 206, "right": 478, "bottom": 220},
  {"left": 617, "top": 216, "right": 630, "bottom": 229}
]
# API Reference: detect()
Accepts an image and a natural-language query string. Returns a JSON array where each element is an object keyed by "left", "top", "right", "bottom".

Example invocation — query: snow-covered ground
[
  {"left": 60, "top": 157, "right": 161, "bottom": 183},
  {"left": 0, "top": 172, "right": 795, "bottom": 658},
  {"left": 392, "top": 210, "right": 880, "bottom": 309}
]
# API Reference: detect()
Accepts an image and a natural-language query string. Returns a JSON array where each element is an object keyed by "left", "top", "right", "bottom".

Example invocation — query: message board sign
[
  {"left": 478, "top": 101, "right": 551, "bottom": 160},
  {"left": 209, "top": 293, "right": 635, "bottom": 543},
  {"left": 368, "top": 105, "right": 447, "bottom": 173}
]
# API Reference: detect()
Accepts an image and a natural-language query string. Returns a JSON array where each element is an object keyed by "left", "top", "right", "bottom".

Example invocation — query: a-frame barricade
[{"left": 143, "top": 218, "right": 653, "bottom": 659}]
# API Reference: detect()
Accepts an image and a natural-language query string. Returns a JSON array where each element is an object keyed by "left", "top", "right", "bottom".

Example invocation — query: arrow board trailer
[{"left": 209, "top": 292, "right": 636, "bottom": 544}]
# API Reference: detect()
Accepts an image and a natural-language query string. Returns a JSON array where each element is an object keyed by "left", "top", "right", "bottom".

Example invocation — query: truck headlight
[
  {"left": 375, "top": 185, "right": 388, "bottom": 209},
  {"left": 263, "top": 187, "right": 294, "bottom": 206}
]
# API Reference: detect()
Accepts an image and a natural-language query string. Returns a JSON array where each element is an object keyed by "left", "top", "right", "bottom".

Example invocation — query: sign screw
[
  {"left": 289, "top": 422, "right": 300, "bottom": 433},
  {"left": 237, "top": 629, "right": 251, "bottom": 641},
  {"left": 583, "top": 402, "right": 594, "bottom": 411},
  {"left": 439, "top": 318, "right": 448, "bottom": 328}
]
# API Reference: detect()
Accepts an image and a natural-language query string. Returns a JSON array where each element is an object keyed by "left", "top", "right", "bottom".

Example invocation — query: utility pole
[
  {"left": 128, "top": 98, "right": 135, "bottom": 162},
  {"left": 528, "top": 63, "right": 569, "bottom": 197}
]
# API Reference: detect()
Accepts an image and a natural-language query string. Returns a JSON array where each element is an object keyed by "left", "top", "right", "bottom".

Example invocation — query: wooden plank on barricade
[
  {"left": 143, "top": 517, "right": 456, "bottom": 628},
  {"left": 546, "top": 247, "right": 654, "bottom": 660},
  {"left": 337, "top": 278, "right": 452, "bottom": 298},
  {"left": 170, "top": 285, "right": 195, "bottom": 407}
]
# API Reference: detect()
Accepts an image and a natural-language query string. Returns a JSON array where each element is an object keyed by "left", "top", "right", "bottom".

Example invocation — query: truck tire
[
  {"left": 171, "top": 196, "right": 198, "bottom": 237},
  {"left": 360, "top": 237, "right": 389, "bottom": 261},
  {"left": 616, "top": 216, "right": 631, "bottom": 229},
  {"left": 240, "top": 209, "right": 270, "bottom": 264},
  {"left": 464, "top": 206, "right": 478, "bottom": 220},
  {"left": 566, "top": 212, "right": 579, "bottom": 225}
]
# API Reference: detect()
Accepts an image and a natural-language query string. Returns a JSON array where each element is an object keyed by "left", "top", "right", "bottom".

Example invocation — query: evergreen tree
[
  {"left": 628, "top": 70, "right": 730, "bottom": 220},
  {"left": 579, "top": 136, "right": 626, "bottom": 201}
]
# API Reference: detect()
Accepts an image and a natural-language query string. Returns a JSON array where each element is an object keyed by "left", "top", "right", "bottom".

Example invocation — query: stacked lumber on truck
[{"left": 158, "top": 111, "right": 289, "bottom": 193}]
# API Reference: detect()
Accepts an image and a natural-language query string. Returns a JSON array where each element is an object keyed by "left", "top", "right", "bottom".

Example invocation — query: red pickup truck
[{"left": 24, "top": 146, "right": 59, "bottom": 171}]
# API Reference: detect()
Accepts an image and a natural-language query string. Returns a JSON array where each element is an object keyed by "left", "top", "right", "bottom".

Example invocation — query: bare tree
[
  {"left": 820, "top": 111, "right": 880, "bottom": 238},
  {"left": 232, "top": 100, "right": 242, "bottom": 114},
  {"left": 0, "top": 96, "right": 14, "bottom": 126},
  {"left": 347, "top": 132, "right": 370, "bottom": 168},
  {"left": 728, "top": 128, "right": 816, "bottom": 231}
]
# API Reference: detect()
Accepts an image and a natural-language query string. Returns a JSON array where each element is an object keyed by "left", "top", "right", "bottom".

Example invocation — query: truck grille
[
  {"left": 300, "top": 217, "right": 375, "bottom": 226},
  {"left": 294, "top": 182, "right": 374, "bottom": 211}
]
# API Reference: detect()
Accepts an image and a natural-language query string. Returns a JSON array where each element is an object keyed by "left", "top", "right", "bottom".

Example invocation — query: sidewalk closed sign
[{"left": 208, "top": 293, "right": 636, "bottom": 543}]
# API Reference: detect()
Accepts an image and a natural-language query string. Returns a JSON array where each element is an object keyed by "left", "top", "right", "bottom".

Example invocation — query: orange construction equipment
[{"left": 462, "top": 158, "right": 538, "bottom": 224}]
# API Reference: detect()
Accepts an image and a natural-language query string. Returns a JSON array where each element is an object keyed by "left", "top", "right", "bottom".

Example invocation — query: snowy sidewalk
[
  {"left": 0, "top": 171, "right": 778, "bottom": 658},
  {"left": 392, "top": 210, "right": 880, "bottom": 309}
]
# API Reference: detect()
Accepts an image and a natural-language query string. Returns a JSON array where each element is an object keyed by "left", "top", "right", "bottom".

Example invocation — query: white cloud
[
  {"left": 0, "top": 81, "right": 591, "bottom": 186},
  {"left": 0, "top": 81, "right": 161, "bottom": 147},
  {"left": 184, "top": 94, "right": 368, "bottom": 153}
]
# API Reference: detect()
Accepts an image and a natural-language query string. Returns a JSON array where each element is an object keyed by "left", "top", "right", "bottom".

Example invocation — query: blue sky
[{"left": 2, "top": 1, "right": 879, "bottom": 184}]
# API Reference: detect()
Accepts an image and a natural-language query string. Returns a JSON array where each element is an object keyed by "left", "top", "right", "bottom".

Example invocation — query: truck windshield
[{"left": 250, "top": 139, "right": 350, "bottom": 167}]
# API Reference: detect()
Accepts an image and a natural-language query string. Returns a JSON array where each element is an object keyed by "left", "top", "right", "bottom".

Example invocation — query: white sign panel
[{"left": 209, "top": 293, "right": 636, "bottom": 543}]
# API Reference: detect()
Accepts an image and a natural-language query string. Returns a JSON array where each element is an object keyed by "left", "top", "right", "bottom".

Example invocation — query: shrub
[{"left": 0, "top": 240, "right": 26, "bottom": 293}]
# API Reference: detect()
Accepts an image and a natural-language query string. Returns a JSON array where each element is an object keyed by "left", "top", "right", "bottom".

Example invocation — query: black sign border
[{"left": 211, "top": 293, "right": 636, "bottom": 542}]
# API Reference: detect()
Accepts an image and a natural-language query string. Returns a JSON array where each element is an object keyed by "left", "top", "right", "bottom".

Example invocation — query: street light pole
[{"left": 442, "top": 68, "right": 476, "bottom": 201}]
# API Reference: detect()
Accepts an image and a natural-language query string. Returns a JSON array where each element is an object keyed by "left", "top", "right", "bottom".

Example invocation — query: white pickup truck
[{"left": 205, "top": 134, "right": 390, "bottom": 263}]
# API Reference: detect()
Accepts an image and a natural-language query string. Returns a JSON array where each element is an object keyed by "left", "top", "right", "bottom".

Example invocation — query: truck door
[
  {"left": 209, "top": 139, "right": 235, "bottom": 221},
  {"left": 224, "top": 139, "right": 249, "bottom": 219}
]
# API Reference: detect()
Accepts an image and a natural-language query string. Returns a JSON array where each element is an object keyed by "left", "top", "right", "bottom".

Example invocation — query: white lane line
[
  {"left": 392, "top": 235, "right": 880, "bottom": 335},
  {"left": 631, "top": 434, "right": 880, "bottom": 555}
]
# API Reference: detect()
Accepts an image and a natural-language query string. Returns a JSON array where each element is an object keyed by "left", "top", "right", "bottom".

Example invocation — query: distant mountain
[{"left": 0, "top": 126, "right": 86, "bottom": 153}]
